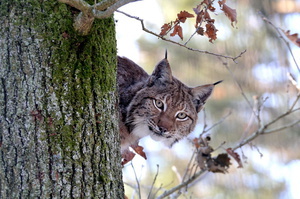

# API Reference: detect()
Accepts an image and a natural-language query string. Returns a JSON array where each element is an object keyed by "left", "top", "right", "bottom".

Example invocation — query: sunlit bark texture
[{"left": 0, "top": 0, "right": 123, "bottom": 198}]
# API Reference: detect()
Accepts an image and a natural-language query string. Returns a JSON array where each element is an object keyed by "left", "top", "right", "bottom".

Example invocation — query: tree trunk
[{"left": 0, "top": 0, "right": 123, "bottom": 198}]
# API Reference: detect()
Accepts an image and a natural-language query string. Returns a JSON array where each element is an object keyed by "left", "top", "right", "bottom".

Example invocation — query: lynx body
[{"left": 117, "top": 53, "right": 220, "bottom": 162}]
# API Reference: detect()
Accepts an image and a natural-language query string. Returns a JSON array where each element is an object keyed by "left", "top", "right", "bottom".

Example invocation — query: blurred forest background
[{"left": 115, "top": 0, "right": 300, "bottom": 198}]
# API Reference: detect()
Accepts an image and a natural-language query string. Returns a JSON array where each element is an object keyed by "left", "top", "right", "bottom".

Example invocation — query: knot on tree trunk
[{"left": 74, "top": 12, "right": 95, "bottom": 35}]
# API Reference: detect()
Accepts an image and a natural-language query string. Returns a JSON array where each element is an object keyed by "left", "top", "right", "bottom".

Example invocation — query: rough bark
[{"left": 0, "top": 0, "right": 123, "bottom": 198}]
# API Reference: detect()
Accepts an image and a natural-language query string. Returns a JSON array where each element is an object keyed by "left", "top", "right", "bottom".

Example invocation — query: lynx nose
[{"left": 158, "top": 126, "right": 167, "bottom": 133}]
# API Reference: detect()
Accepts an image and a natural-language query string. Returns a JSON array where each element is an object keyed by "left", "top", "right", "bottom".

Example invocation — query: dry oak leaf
[
  {"left": 132, "top": 145, "right": 147, "bottom": 160},
  {"left": 205, "top": 22, "right": 218, "bottom": 42},
  {"left": 177, "top": 10, "right": 194, "bottom": 23},
  {"left": 226, "top": 148, "right": 243, "bottom": 168},
  {"left": 285, "top": 30, "right": 300, "bottom": 47},
  {"left": 207, "top": 153, "right": 231, "bottom": 173},
  {"left": 122, "top": 150, "right": 136, "bottom": 165},
  {"left": 203, "top": 10, "right": 211, "bottom": 21},
  {"left": 170, "top": 24, "right": 183, "bottom": 40},
  {"left": 218, "top": 0, "right": 237, "bottom": 27},
  {"left": 200, "top": 0, "right": 216, "bottom": 12},
  {"left": 160, "top": 23, "right": 171, "bottom": 36},
  {"left": 214, "top": 153, "right": 231, "bottom": 168},
  {"left": 197, "top": 27, "right": 205, "bottom": 35},
  {"left": 207, "top": 162, "right": 229, "bottom": 173},
  {"left": 193, "top": 137, "right": 201, "bottom": 149}
]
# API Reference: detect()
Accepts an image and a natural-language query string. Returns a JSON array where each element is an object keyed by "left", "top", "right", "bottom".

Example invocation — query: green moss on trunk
[{"left": 0, "top": 0, "right": 123, "bottom": 198}]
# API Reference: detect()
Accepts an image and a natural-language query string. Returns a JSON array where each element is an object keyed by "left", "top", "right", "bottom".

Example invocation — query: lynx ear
[
  {"left": 148, "top": 53, "right": 172, "bottom": 85},
  {"left": 191, "top": 80, "right": 222, "bottom": 112}
]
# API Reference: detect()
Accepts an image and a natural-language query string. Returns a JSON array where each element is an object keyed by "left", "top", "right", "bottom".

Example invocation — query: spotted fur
[{"left": 118, "top": 53, "right": 220, "bottom": 153}]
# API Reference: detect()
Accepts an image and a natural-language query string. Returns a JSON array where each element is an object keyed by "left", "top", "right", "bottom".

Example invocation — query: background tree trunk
[{"left": 0, "top": 0, "right": 123, "bottom": 198}]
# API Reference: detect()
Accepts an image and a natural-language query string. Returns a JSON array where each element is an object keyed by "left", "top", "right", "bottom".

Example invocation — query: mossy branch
[{"left": 58, "top": 0, "right": 137, "bottom": 35}]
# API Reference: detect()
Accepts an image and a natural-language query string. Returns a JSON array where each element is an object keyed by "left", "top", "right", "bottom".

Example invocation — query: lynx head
[{"left": 126, "top": 52, "right": 221, "bottom": 147}]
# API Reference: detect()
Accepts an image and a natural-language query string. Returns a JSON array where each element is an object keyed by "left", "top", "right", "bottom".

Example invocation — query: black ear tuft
[
  {"left": 165, "top": 49, "right": 168, "bottom": 59},
  {"left": 213, "top": 80, "right": 223, "bottom": 85}
]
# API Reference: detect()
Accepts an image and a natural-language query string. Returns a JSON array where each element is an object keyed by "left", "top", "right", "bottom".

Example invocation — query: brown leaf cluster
[
  {"left": 194, "top": 137, "right": 243, "bottom": 173},
  {"left": 194, "top": 136, "right": 231, "bottom": 173},
  {"left": 160, "top": 0, "right": 237, "bottom": 43},
  {"left": 194, "top": 0, "right": 217, "bottom": 43},
  {"left": 160, "top": 10, "right": 194, "bottom": 40},
  {"left": 193, "top": 0, "right": 237, "bottom": 42}
]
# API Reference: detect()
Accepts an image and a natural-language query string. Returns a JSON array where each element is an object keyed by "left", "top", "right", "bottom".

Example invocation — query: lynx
[{"left": 118, "top": 52, "right": 221, "bottom": 163}]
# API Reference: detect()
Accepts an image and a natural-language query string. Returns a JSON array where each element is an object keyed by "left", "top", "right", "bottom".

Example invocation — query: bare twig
[
  {"left": 200, "top": 108, "right": 208, "bottom": 136},
  {"left": 287, "top": 72, "right": 300, "bottom": 91},
  {"left": 250, "top": 143, "right": 263, "bottom": 157},
  {"left": 184, "top": 27, "right": 199, "bottom": 46},
  {"left": 156, "top": 170, "right": 206, "bottom": 199},
  {"left": 151, "top": 184, "right": 164, "bottom": 199},
  {"left": 147, "top": 164, "right": 159, "bottom": 199},
  {"left": 116, "top": 10, "right": 246, "bottom": 62},
  {"left": 204, "top": 111, "right": 232, "bottom": 133},
  {"left": 259, "top": 12, "right": 300, "bottom": 73},
  {"left": 131, "top": 162, "right": 142, "bottom": 199},
  {"left": 181, "top": 151, "right": 197, "bottom": 183},
  {"left": 264, "top": 119, "right": 300, "bottom": 134},
  {"left": 239, "top": 101, "right": 256, "bottom": 142},
  {"left": 222, "top": 62, "right": 258, "bottom": 118},
  {"left": 233, "top": 106, "right": 300, "bottom": 151}
]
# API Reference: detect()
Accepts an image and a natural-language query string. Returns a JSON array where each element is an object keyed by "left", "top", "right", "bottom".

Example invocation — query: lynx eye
[
  {"left": 176, "top": 112, "right": 188, "bottom": 120},
  {"left": 153, "top": 99, "right": 164, "bottom": 110}
]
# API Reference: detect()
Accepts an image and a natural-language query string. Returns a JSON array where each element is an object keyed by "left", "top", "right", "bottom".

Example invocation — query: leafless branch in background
[
  {"left": 131, "top": 162, "right": 142, "bottom": 199},
  {"left": 260, "top": 12, "right": 300, "bottom": 73},
  {"left": 147, "top": 164, "right": 160, "bottom": 199}
]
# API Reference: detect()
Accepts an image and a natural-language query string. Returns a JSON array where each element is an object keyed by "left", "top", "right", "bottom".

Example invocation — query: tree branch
[
  {"left": 95, "top": 0, "right": 118, "bottom": 11},
  {"left": 58, "top": 0, "right": 91, "bottom": 12},
  {"left": 259, "top": 12, "right": 300, "bottom": 73},
  {"left": 131, "top": 162, "right": 142, "bottom": 199},
  {"left": 58, "top": 0, "right": 137, "bottom": 35},
  {"left": 147, "top": 164, "right": 159, "bottom": 199},
  {"left": 233, "top": 106, "right": 300, "bottom": 151},
  {"left": 264, "top": 119, "right": 300, "bottom": 134},
  {"left": 116, "top": 10, "right": 246, "bottom": 62},
  {"left": 203, "top": 111, "right": 232, "bottom": 133},
  {"left": 222, "top": 62, "right": 259, "bottom": 119},
  {"left": 93, "top": 0, "right": 137, "bottom": 19},
  {"left": 156, "top": 170, "right": 206, "bottom": 199}
]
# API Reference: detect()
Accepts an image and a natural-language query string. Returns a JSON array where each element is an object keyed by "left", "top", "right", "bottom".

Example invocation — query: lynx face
[{"left": 124, "top": 56, "right": 218, "bottom": 147}]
